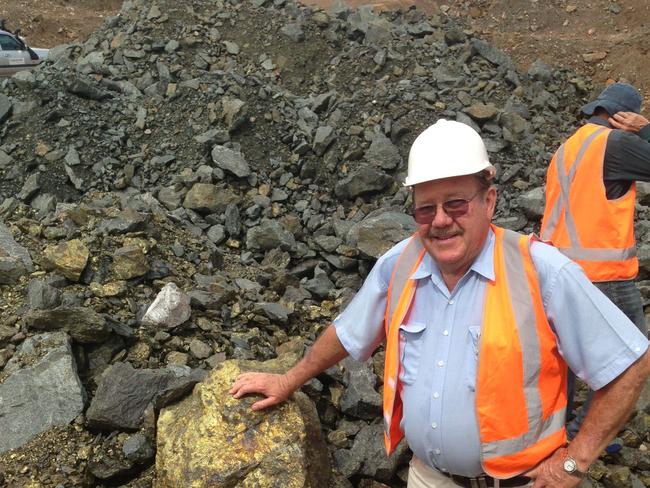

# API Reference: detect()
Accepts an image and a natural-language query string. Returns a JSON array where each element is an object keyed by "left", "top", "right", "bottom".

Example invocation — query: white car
[{"left": 0, "top": 28, "right": 49, "bottom": 77}]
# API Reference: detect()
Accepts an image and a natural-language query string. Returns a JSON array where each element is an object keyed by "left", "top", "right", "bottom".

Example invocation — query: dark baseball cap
[{"left": 581, "top": 82, "right": 642, "bottom": 116}]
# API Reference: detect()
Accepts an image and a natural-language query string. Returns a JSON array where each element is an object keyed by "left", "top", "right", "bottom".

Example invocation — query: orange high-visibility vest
[
  {"left": 383, "top": 225, "right": 567, "bottom": 478},
  {"left": 541, "top": 123, "right": 637, "bottom": 282}
]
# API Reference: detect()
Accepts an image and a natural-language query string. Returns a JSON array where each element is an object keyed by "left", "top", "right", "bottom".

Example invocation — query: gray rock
[
  {"left": 88, "top": 453, "right": 134, "bottom": 480},
  {"left": 211, "top": 145, "right": 251, "bottom": 178},
  {"left": 0, "top": 93, "right": 13, "bottom": 123},
  {"left": 157, "top": 186, "right": 183, "bottom": 210},
  {"left": 347, "top": 211, "right": 416, "bottom": 259},
  {"left": 17, "top": 173, "right": 41, "bottom": 201},
  {"left": 304, "top": 270, "right": 335, "bottom": 298},
  {"left": 246, "top": 219, "right": 296, "bottom": 251},
  {"left": 339, "top": 358, "right": 382, "bottom": 420},
  {"left": 0, "top": 332, "right": 85, "bottom": 454},
  {"left": 123, "top": 433, "right": 155, "bottom": 464},
  {"left": 470, "top": 38, "right": 516, "bottom": 70},
  {"left": 98, "top": 208, "right": 147, "bottom": 235},
  {"left": 13, "top": 70, "right": 35, "bottom": 88},
  {"left": 528, "top": 58, "right": 553, "bottom": 82},
  {"left": 0, "top": 150, "right": 12, "bottom": 167},
  {"left": 281, "top": 23, "right": 305, "bottom": 42},
  {"left": 31, "top": 193, "right": 57, "bottom": 217},
  {"left": 335, "top": 422, "right": 408, "bottom": 481},
  {"left": 86, "top": 362, "right": 199, "bottom": 431},
  {"left": 254, "top": 302, "right": 293, "bottom": 324},
  {"left": 223, "top": 41, "right": 240, "bottom": 55},
  {"left": 313, "top": 126, "right": 336, "bottom": 156},
  {"left": 189, "top": 339, "right": 212, "bottom": 359},
  {"left": 516, "top": 186, "right": 545, "bottom": 219},
  {"left": 28, "top": 279, "right": 62, "bottom": 310},
  {"left": 500, "top": 112, "right": 530, "bottom": 143},
  {"left": 64, "top": 164, "right": 85, "bottom": 190},
  {"left": 0, "top": 222, "right": 34, "bottom": 284},
  {"left": 24, "top": 306, "right": 111, "bottom": 343},
  {"left": 224, "top": 203, "right": 241, "bottom": 237},
  {"left": 334, "top": 164, "right": 393, "bottom": 200},
  {"left": 67, "top": 78, "right": 113, "bottom": 101},
  {"left": 314, "top": 235, "right": 343, "bottom": 253},
  {"left": 444, "top": 28, "right": 466, "bottom": 45},
  {"left": 365, "top": 133, "right": 402, "bottom": 170},
  {"left": 207, "top": 224, "right": 227, "bottom": 244}
]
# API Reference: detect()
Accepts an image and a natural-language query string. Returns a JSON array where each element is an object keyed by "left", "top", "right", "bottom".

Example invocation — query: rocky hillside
[{"left": 1, "top": 0, "right": 649, "bottom": 486}]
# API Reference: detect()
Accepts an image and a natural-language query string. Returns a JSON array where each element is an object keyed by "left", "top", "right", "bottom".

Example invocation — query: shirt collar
[
  {"left": 410, "top": 228, "right": 496, "bottom": 282},
  {"left": 587, "top": 116, "right": 612, "bottom": 129}
]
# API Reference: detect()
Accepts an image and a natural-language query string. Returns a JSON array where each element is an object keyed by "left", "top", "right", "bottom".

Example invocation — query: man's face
[{"left": 413, "top": 175, "right": 496, "bottom": 279}]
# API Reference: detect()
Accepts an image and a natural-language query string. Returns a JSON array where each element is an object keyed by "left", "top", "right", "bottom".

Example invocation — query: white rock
[{"left": 142, "top": 283, "right": 191, "bottom": 329}]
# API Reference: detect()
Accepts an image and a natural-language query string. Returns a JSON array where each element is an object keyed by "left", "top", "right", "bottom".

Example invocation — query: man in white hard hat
[{"left": 231, "top": 120, "right": 650, "bottom": 488}]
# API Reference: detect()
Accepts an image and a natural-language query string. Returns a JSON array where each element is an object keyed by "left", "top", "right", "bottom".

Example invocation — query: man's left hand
[{"left": 524, "top": 447, "right": 585, "bottom": 488}]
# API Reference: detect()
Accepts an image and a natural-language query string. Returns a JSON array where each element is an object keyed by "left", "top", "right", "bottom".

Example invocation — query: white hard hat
[{"left": 403, "top": 119, "right": 496, "bottom": 187}]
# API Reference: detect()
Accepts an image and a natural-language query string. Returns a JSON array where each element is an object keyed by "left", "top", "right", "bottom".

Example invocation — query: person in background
[
  {"left": 541, "top": 82, "right": 650, "bottom": 440},
  {"left": 232, "top": 119, "right": 650, "bottom": 488}
]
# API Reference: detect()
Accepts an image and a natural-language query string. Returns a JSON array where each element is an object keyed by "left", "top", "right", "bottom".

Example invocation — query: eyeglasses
[{"left": 413, "top": 192, "right": 481, "bottom": 224}]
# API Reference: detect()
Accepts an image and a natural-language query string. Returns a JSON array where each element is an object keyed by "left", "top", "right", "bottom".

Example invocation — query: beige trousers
[{"left": 407, "top": 457, "right": 533, "bottom": 488}]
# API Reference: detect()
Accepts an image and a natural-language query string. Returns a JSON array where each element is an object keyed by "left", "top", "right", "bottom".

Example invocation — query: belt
[{"left": 442, "top": 472, "right": 532, "bottom": 488}]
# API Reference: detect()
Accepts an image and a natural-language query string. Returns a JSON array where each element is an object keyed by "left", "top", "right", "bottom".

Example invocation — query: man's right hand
[
  {"left": 609, "top": 111, "right": 649, "bottom": 133},
  {"left": 229, "top": 372, "right": 294, "bottom": 410}
]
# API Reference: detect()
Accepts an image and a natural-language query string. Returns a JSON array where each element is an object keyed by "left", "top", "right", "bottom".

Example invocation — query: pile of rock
[{"left": 1, "top": 0, "right": 649, "bottom": 486}]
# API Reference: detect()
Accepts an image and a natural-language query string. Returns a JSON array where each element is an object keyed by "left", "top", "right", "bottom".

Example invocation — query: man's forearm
[
  {"left": 284, "top": 324, "right": 349, "bottom": 390},
  {"left": 570, "top": 350, "right": 650, "bottom": 468}
]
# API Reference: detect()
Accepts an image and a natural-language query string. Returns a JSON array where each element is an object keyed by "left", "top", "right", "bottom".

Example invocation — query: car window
[{"left": 0, "top": 34, "right": 22, "bottom": 51}]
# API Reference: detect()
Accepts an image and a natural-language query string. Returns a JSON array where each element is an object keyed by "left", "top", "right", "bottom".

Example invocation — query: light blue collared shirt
[{"left": 333, "top": 229, "right": 648, "bottom": 476}]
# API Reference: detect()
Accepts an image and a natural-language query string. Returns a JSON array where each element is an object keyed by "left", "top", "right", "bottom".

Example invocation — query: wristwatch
[{"left": 562, "top": 456, "right": 587, "bottom": 478}]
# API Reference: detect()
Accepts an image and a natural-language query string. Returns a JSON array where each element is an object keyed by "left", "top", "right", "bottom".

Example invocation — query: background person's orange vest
[
  {"left": 383, "top": 226, "right": 567, "bottom": 478},
  {"left": 541, "top": 123, "right": 637, "bottom": 282}
]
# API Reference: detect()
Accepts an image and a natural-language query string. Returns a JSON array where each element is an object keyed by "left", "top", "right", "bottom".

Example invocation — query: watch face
[{"left": 563, "top": 458, "right": 577, "bottom": 473}]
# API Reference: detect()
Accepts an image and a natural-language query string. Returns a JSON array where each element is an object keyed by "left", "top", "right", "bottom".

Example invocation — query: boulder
[
  {"left": 0, "top": 332, "right": 85, "bottom": 454},
  {"left": 156, "top": 359, "right": 330, "bottom": 487}
]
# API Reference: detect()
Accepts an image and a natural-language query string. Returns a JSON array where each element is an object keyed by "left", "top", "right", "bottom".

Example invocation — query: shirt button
[
  {"left": 448, "top": 299, "right": 454, "bottom": 305},
  {"left": 435, "top": 449, "right": 441, "bottom": 455},
  {"left": 431, "top": 422, "right": 438, "bottom": 429},
  {"left": 437, "top": 360, "right": 444, "bottom": 367},
  {"left": 433, "top": 392, "right": 440, "bottom": 399},
  {"left": 442, "top": 330, "right": 449, "bottom": 336},
  {"left": 635, "top": 347, "right": 641, "bottom": 352}
]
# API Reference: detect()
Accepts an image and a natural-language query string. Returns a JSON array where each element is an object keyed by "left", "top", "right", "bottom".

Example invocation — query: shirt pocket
[
  {"left": 399, "top": 321, "right": 427, "bottom": 385},
  {"left": 465, "top": 325, "right": 481, "bottom": 391}
]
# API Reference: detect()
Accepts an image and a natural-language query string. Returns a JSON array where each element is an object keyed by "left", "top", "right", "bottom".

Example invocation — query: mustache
[{"left": 427, "top": 229, "right": 462, "bottom": 239}]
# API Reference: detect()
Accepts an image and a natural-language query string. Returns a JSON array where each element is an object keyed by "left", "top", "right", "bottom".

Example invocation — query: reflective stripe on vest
[
  {"left": 383, "top": 235, "right": 426, "bottom": 454},
  {"left": 383, "top": 226, "right": 567, "bottom": 477},
  {"left": 478, "top": 226, "right": 567, "bottom": 477},
  {"left": 541, "top": 123, "right": 637, "bottom": 281}
]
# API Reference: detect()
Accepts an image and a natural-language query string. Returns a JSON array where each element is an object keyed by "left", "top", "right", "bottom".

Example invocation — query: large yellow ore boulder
[{"left": 155, "top": 359, "right": 331, "bottom": 487}]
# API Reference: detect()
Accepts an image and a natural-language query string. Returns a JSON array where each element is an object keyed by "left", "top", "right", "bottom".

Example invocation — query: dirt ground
[{"left": 5, "top": 0, "right": 648, "bottom": 105}]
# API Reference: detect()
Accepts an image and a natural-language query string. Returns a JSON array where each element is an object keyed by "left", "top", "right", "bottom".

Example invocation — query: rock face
[
  {"left": 155, "top": 360, "right": 330, "bottom": 488},
  {"left": 0, "top": 332, "right": 85, "bottom": 454}
]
